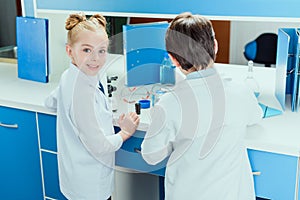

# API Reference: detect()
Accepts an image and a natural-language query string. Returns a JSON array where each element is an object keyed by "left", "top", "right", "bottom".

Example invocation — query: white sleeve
[
  {"left": 141, "top": 105, "right": 175, "bottom": 165},
  {"left": 105, "top": 134, "right": 123, "bottom": 149},
  {"left": 72, "top": 75, "right": 122, "bottom": 162},
  {"left": 44, "top": 87, "right": 59, "bottom": 112}
]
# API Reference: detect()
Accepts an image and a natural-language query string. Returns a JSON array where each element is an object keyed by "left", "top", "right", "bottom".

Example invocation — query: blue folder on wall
[
  {"left": 16, "top": 16, "right": 49, "bottom": 83},
  {"left": 123, "top": 22, "right": 169, "bottom": 87},
  {"left": 275, "top": 28, "right": 300, "bottom": 112}
]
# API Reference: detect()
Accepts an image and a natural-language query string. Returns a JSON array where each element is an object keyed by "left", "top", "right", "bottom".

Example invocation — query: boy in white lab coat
[{"left": 141, "top": 12, "right": 263, "bottom": 200}]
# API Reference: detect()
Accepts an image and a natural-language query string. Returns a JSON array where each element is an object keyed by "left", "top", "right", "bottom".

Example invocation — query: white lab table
[
  {"left": 0, "top": 61, "right": 299, "bottom": 157},
  {"left": 2, "top": 61, "right": 300, "bottom": 200},
  {"left": 0, "top": 62, "right": 59, "bottom": 114},
  {"left": 215, "top": 63, "right": 300, "bottom": 157}
]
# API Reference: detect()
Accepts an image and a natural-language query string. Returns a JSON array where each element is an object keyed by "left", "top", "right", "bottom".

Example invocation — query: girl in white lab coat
[
  {"left": 141, "top": 12, "right": 263, "bottom": 200},
  {"left": 45, "top": 13, "right": 139, "bottom": 200}
]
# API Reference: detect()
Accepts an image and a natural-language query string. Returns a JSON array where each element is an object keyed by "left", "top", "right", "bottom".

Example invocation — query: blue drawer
[
  {"left": 42, "top": 152, "right": 67, "bottom": 200},
  {"left": 114, "top": 127, "right": 166, "bottom": 176},
  {"left": 248, "top": 149, "right": 297, "bottom": 200},
  {"left": 38, "top": 113, "right": 57, "bottom": 152}
]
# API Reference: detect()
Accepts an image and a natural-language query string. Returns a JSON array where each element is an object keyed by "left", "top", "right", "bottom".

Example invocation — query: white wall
[
  {"left": 37, "top": 12, "right": 70, "bottom": 80},
  {"left": 230, "top": 21, "right": 300, "bottom": 66},
  {"left": 37, "top": 11, "right": 300, "bottom": 75}
]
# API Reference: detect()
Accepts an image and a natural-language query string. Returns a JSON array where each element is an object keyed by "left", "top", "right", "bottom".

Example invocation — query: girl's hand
[{"left": 118, "top": 112, "right": 140, "bottom": 141}]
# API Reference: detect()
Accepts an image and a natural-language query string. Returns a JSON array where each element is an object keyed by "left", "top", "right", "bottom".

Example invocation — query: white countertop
[
  {"left": 1, "top": 61, "right": 300, "bottom": 157},
  {"left": 0, "top": 62, "right": 59, "bottom": 115},
  {"left": 215, "top": 63, "right": 300, "bottom": 157}
]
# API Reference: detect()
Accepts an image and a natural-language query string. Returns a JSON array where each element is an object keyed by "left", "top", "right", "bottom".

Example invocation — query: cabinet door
[
  {"left": 115, "top": 127, "right": 167, "bottom": 176},
  {"left": 38, "top": 113, "right": 57, "bottom": 152},
  {"left": 0, "top": 106, "right": 43, "bottom": 199},
  {"left": 42, "top": 152, "right": 67, "bottom": 200},
  {"left": 38, "top": 113, "right": 67, "bottom": 199},
  {"left": 248, "top": 149, "right": 298, "bottom": 200}
]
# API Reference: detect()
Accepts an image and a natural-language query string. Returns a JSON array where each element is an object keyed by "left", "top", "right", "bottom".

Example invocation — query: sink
[
  {"left": 0, "top": 46, "right": 17, "bottom": 63},
  {"left": 0, "top": 46, "right": 17, "bottom": 58}
]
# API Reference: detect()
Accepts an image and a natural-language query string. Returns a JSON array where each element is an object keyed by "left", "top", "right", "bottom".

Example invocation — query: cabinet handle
[
  {"left": 0, "top": 122, "right": 18, "bottom": 129},
  {"left": 134, "top": 148, "right": 141, "bottom": 154},
  {"left": 252, "top": 171, "right": 261, "bottom": 176}
]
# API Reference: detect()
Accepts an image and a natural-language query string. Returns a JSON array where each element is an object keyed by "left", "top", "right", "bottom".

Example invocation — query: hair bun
[
  {"left": 65, "top": 13, "right": 87, "bottom": 30},
  {"left": 90, "top": 14, "right": 107, "bottom": 29}
]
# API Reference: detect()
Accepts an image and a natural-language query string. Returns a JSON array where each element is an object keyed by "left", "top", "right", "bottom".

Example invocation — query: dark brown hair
[{"left": 166, "top": 12, "right": 216, "bottom": 71}]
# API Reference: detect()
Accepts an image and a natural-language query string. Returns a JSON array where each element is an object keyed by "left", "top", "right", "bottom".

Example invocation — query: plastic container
[
  {"left": 151, "top": 89, "right": 166, "bottom": 106},
  {"left": 138, "top": 99, "right": 151, "bottom": 122},
  {"left": 138, "top": 99, "right": 151, "bottom": 109},
  {"left": 160, "top": 53, "right": 176, "bottom": 85}
]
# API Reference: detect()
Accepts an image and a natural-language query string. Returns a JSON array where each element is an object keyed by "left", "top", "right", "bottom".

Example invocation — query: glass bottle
[
  {"left": 244, "top": 60, "right": 260, "bottom": 97},
  {"left": 160, "top": 53, "right": 175, "bottom": 86}
]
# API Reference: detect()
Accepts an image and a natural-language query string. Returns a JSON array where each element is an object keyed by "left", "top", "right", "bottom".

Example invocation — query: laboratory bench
[{"left": 0, "top": 61, "right": 300, "bottom": 200}]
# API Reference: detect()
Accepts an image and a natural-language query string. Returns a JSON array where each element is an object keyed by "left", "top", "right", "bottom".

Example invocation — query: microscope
[{"left": 107, "top": 76, "right": 118, "bottom": 112}]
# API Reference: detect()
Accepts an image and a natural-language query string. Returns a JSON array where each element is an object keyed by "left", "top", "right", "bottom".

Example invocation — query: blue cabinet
[
  {"left": 13, "top": 110, "right": 296, "bottom": 200},
  {"left": 38, "top": 113, "right": 57, "bottom": 152},
  {"left": 115, "top": 127, "right": 167, "bottom": 176},
  {"left": 248, "top": 149, "right": 298, "bottom": 200},
  {"left": 0, "top": 106, "right": 43, "bottom": 199},
  {"left": 38, "top": 113, "right": 67, "bottom": 200},
  {"left": 116, "top": 132, "right": 299, "bottom": 199},
  {"left": 41, "top": 151, "right": 67, "bottom": 200}
]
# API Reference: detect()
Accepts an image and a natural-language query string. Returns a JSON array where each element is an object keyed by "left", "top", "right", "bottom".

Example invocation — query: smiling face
[{"left": 66, "top": 29, "right": 109, "bottom": 76}]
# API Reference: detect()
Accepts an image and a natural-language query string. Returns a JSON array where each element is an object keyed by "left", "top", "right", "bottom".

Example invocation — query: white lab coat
[
  {"left": 45, "top": 63, "right": 123, "bottom": 200},
  {"left": 141, "top": 67, "right": 263, "bottom": 200}
]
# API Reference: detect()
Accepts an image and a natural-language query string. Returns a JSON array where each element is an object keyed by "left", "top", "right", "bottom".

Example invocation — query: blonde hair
[{"left": 65, "top": 12, "right": 107, "bottom": 45}]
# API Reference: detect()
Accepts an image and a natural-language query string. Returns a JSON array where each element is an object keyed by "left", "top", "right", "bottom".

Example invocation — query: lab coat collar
[
  {"left": 186, "top": 67, "right": 217, "bottom": 80},
  {"left": 69, "top": 63, "right": 99, "bottom": 89}
]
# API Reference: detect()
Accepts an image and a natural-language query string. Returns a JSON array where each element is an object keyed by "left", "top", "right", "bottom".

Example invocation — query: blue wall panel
[{"left": 24, "top": 0, "right": 300, "bottom": 18}]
